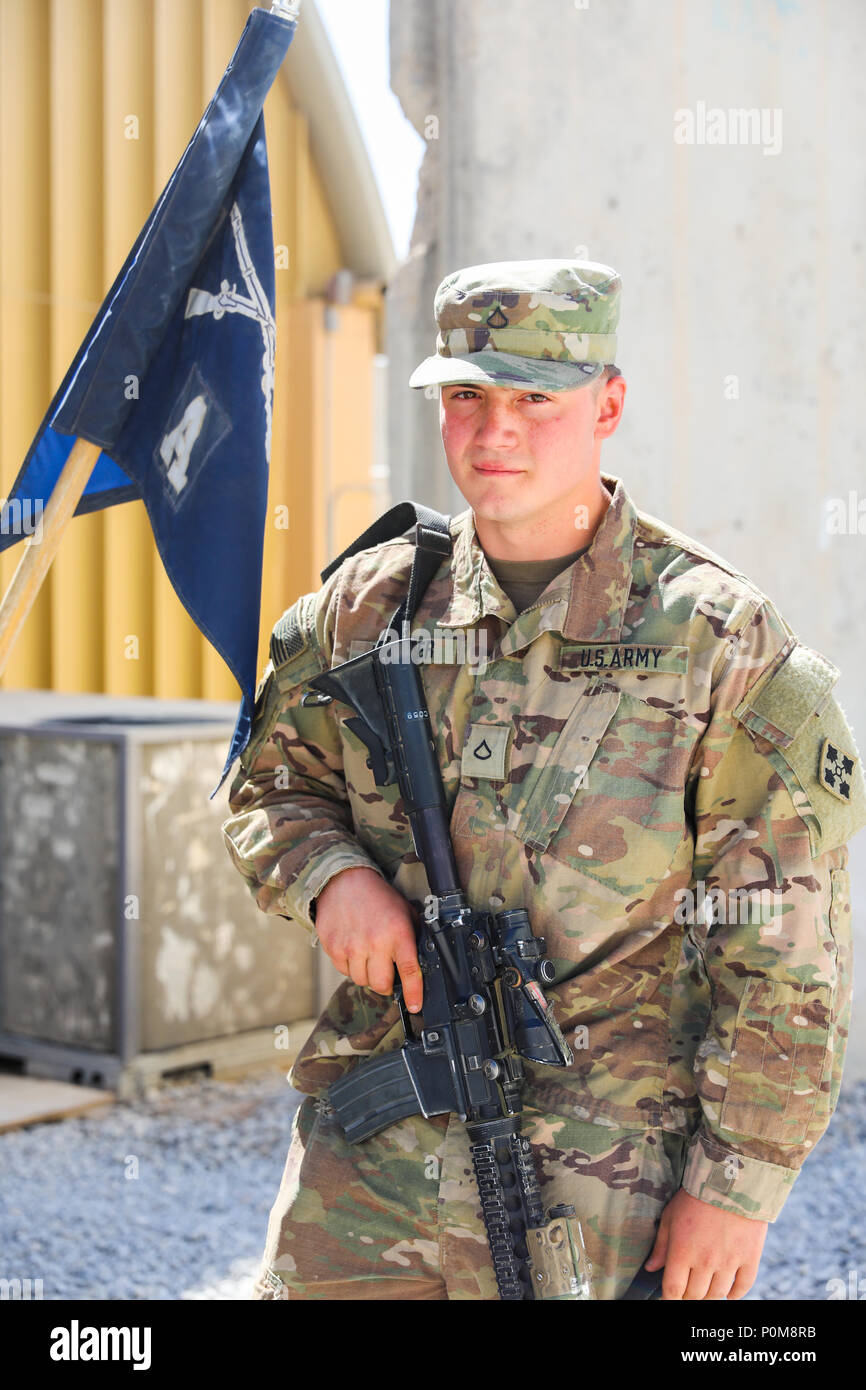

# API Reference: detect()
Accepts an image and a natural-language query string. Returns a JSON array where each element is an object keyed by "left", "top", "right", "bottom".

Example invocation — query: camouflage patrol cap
[{"left": 409, "top": 258, "right": 621, "bottom": 392}]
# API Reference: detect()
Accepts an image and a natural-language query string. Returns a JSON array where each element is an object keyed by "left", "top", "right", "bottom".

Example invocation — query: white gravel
[
  {"left": 0, "top": 1070, "right": 298, "bottom": 1301},
  {"left": 1, "top": 1068, "right": 862, "bottom": 1300}
]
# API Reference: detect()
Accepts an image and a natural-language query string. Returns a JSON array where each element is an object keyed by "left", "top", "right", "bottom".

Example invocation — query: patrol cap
[{"left": 409, "top": 257, "right": 621, "bottom": 392}]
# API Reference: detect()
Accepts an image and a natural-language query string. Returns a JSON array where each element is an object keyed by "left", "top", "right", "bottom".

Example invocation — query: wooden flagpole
[{"left": 0, "top": 436, "right": 102, "bottom": 678}]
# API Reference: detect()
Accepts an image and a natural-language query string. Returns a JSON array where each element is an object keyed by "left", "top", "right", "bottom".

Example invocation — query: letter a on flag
[{"left": 0, "top": 5, "right": 299, "bottom": 796}]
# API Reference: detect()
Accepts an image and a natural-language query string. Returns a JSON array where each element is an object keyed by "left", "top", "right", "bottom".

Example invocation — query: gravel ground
[
  {"left": 0, "top": 1069, "right": 298, "bottom": 1301},
  {"left": 1, "top": 1068, "right": 863, "bottom": 1301}
]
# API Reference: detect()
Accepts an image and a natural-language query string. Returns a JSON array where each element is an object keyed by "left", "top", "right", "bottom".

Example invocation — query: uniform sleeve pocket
[{"left": 719, "top": 976, "right": 833, "bottom": 1145}]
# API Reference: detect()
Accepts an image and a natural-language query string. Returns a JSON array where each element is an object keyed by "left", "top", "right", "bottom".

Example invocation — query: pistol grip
[{"left": 344, "top": 716, "right": 391, "bottom": 784}]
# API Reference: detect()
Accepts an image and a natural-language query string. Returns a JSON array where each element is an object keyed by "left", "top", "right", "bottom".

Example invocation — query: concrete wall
[{"left": 388, "top": 0, "right": 866, "bottom": 1074}]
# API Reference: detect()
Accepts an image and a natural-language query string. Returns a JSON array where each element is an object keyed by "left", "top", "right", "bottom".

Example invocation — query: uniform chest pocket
[
  {"left": 510, "top": 680, "right": 621, "bottom": 849},
  {"left": 512, "top": 683, "right": 691, "bottom": 898}
]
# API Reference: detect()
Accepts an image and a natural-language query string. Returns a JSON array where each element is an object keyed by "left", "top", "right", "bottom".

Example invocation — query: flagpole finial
[{"left": 270, "top": 0, "right": 301, "bottom": 19}]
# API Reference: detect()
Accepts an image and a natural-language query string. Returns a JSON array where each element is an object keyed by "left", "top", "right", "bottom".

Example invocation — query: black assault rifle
[{"left": 301, "top": 627, "right": 594, "bottom": 1300}]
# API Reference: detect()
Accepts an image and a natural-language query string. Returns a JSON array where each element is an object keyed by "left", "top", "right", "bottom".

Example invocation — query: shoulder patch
[
  {"left": 237, "top": 595, "right": 326, "bottom": 776},
  {"left": 734, "top": 643, "right": 839, "bottom": 748},
  {"left": 268, "top": 593, "right": 327, "bottom": 689},
  {"left": 820, "top": 737, "right": 858, "bottom": 803},
  {"left": 733, "top": 643, "right": 866, "bottom": 856},
  {"left": 271, "top": 597, "right": 310, "bottom": 668}
]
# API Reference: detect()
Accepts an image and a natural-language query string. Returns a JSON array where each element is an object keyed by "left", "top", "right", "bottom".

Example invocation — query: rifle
[{"left": 301, "top": 626, "right": 594, "bottom": 1300}]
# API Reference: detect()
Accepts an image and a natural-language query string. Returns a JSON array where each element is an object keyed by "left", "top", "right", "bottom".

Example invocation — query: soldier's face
[{"left": 439, "top": 379, "right": 623, "bottom": 526}]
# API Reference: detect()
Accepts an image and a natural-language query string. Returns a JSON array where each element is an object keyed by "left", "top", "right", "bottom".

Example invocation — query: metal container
[{"left": 0, "top": 691, "right": 319, "bottom": 1095}]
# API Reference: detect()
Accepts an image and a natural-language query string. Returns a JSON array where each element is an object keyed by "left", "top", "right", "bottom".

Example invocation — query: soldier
[{"left": 222, "top": 259, "right": 865, "bottom": 1301}]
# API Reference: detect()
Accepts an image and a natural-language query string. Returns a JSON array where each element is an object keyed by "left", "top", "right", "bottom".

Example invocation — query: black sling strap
[{"left": 320, "top": 500, "right": 452, "bottom": 630}]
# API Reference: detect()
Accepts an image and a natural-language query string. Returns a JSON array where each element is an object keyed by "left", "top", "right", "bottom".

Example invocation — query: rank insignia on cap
[{"left": 820, "top": 737, "right": 857, "bottom": 802}]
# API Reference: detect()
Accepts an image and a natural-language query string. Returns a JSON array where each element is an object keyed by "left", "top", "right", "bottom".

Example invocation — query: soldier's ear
[{"left": 593, "top": 375, "right": 626, "bottom": 438}]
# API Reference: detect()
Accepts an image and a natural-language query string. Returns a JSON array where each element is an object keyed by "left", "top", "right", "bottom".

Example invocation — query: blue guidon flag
[{"left": 0, "top": 5, "right": 299, "bottom": 798}]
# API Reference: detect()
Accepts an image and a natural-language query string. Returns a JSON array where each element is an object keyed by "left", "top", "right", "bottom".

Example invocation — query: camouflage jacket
[{"left": 222, "top": 472, "right": 865, "bottom": 1223}]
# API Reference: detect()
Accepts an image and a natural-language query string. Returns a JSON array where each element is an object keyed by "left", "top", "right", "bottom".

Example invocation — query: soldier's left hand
[{"left": 643, "top": 1188, "right": 768, "bottom": 1299}]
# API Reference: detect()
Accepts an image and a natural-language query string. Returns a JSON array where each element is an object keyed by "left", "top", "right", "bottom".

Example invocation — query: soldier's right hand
[{"left": 314, "top": 867, "right": 424, "bottom": 1012}]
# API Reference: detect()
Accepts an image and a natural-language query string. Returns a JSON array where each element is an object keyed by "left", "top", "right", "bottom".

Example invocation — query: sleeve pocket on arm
[{"left": 719, "top": 976, "right": 833, "bottom": 1145}]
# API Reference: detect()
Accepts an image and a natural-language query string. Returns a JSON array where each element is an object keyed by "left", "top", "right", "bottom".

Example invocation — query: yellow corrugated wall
[{"left": 0, "top": 0, "right": 382, "bottom": 700}]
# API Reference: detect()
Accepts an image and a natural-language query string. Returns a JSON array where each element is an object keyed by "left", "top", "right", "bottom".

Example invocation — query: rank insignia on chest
[
  {"left": 461, "top": 722, "right": 511, "bottom": 780},
  {"left": 820, "top": 736, "right": 857, "bottom": 802}
]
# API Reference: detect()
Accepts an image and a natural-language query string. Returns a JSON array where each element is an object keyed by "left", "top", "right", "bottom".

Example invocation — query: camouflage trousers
[{"left": 251, "top": 1093, "right": 689, "bottom": 1301}]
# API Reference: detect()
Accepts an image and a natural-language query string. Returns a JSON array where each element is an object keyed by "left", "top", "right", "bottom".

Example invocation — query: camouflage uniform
[{"left": 222, "top": 261, "right": 865, "bottom": 1300}]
